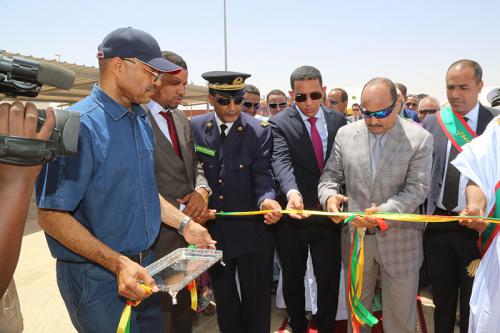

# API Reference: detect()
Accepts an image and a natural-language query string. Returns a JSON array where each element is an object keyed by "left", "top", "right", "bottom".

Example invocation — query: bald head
[
  {"left": 361, "top": 77, "right": 399, "bottom": 135},
  {"left": 361, "top": 77, "right": 397, "bottom": 106},
  {"left": 417, "top": 96, "right": 440, "bottom": 121}
]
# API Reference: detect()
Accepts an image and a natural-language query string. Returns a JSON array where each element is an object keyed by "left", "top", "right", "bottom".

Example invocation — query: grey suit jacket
[
  {"left": 318, "top": 118, "right": 433, "bottom": 277},
  {"left": 143, "top": 104, "right": 210, "bottom": 254}
]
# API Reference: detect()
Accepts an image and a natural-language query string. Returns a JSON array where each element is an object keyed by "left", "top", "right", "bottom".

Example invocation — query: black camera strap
[{"left": 0, "top": 135, "right": 60, "bottom": 166}]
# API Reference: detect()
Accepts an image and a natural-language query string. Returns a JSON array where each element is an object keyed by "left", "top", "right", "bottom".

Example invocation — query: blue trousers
[{"left": 56, "top": 255, "right": 162, "bottom": 333}]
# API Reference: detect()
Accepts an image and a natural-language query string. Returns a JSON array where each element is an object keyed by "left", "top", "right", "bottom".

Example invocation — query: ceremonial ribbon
[
  {"left": 479, "top": 181, "right": 500, "bottom": 255},
  {"left": 187, "top": 245, "right": 198, "bottom": 311},
  {"left": 216, "top": 209, "right": 500, "bottom": 329},
  {"left": 117, "top": 284, "right": 152, "bottom": 333},
  {"left": 216, "top": 210, "right": 500, "bottom": 224}
]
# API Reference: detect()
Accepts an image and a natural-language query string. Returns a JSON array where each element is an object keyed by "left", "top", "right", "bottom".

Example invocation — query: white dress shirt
[
  {"left": 214, "top": 113, "right": 234, "bottom": 136},
  {"left": 147, "top": 100, "right": 173, "bottom": 143},
  {"left": 287, "top": 105, "right": 329, "bottom": 199},
  {"left": 437, "top": 102, "right": 480, "bottom": 212}
]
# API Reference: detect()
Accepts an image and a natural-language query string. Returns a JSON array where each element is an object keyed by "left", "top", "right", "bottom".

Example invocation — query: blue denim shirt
[{"left": 36, "top": 85, "right": 161, "bottom": 262}]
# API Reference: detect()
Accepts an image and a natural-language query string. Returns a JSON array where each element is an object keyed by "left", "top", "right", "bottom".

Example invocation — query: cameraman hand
[
  {"left": 0, "top": 102, "right": 55, "bottom": 296},
  {"left": 0, "top": 101, "right": 55, "bottom": 179}
]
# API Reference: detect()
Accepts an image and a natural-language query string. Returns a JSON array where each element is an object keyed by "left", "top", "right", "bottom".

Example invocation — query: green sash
[
  {"left": 480, "top": 182, "right": 500, "bottom": 254},
  {"left": 436, "top": 106, "right": 477, "bottom": 151}
]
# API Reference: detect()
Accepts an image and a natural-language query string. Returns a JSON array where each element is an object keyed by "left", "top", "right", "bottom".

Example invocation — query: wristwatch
[{"left": 178, "top": 216, "right": 191, "bottom": 236}]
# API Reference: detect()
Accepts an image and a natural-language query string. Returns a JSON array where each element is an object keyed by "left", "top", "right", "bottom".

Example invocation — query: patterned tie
[
  {"left": 220, "top": 124, "right": 228, "bottom": 143},
  {"left": 442, "top": 116, "right": 469, "bottom": 210},
  {"left": 307, "top": 117, "right": 324, "bottom": 172},
  {"left": 159, "top": 111, "right": 182, "bottom": 159}
]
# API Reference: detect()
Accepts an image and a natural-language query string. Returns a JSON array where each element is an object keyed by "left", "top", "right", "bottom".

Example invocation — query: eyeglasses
[
  {"left": 361, "top": 100, "right": 397, "bottom": 119},
  {"left": 268, "top": 102, "right": 288, "bottom": 109},
  {"left": 329, "top": 99, "right": 339, "bottom": 105},
  {"left": 121, "top": 58, "right": 164, "bottom": 82},
  {"left": 215, "top": 96, "right": 244, "bottom": 106},
  {"left": 419, "top": 109, "right": 438, "bottom": 114},
  {"left": 405, "top": 102, "right": 418, "bottom": 108},
  {"left": 242, "top": 101, "right": 260, "bottom": 110},
  {"left": 294, "top": 91, "right": 323, "bottom": 103}
]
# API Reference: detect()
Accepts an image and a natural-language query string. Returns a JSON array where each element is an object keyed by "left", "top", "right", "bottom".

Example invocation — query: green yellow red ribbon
[
  {"left": 216, "top": 209, "right": 500, "bottom": 330},
  {"left": 216, "top": 209, "right": 500, "bottom": 224},
  {"left": 117, "top": 284, "right": 152, "bottom": 333},
  {"left": 187, "top": 245, "right": 198, "bottom": 311}
]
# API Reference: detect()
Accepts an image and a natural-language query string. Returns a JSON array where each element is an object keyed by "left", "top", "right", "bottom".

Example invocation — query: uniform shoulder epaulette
[
  {"left": 260, "top": 120, "right": 269, "bottom": 127},
  {"left": 497, "top": 118, "right": 500, "bottom": 126}
]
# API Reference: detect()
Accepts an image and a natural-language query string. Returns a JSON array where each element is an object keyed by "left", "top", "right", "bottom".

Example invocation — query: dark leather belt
[
  {"left": 126, "top": 249, "right": 150, "bottom": 264},
  {"left": 433, "top": 207, "right": 459, "bottom": 217},
  {"left": 365, "top": 228, "right": 377, "bottom": 235}
]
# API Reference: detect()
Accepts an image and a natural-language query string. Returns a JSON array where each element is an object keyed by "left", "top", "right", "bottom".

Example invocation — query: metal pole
[{"left": 223, "top": 0, "right": 228, "bottom": 70}]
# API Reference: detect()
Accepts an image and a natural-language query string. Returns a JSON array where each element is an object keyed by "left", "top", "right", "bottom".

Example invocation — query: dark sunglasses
[
  {"left": 329, "top": 99, "right": 339, "bottom": 105},
  {"left": 361, "top": 100, "right": 397, "bottom": 119},
  {"left": 294, "top": 91, "right": 323, "bottom": 103},
  {"left": 242, "top": 101, "right": 260, "bottom": 109},
  {"left": 268, "top": 102, "right": 288, "bottom": 109},
  {"left": 419, "top": 109, "right": 438, "bottom": 114},
  {"left": 215, "top": 96, "right": 244, "bottom": 106}
]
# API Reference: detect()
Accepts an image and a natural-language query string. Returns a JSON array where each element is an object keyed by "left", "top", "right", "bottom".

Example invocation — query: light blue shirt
[
  {"left": 296, "top": 105, "right": 328, "bottom": 158},
  {"left": 36, "top": 85, "right": 160, "bottom": 261}
]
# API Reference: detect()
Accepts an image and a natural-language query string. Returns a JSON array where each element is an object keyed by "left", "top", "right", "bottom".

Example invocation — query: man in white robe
[{"left": 452, "top": 115, "right": 500, "bottom": 332}]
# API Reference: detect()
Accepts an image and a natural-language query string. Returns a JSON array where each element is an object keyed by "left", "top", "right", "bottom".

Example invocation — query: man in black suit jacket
[
  {"left": 423, "top": 59, "right": 500, "bottom": 333},
  {"left": 270, "top": 65, "right": 347, "bottom": 332}
]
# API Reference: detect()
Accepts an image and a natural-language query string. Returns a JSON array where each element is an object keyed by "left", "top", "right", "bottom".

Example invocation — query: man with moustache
[
  {"left": 417, "top": 96, "right": 440, "bottom": 122},
  {"left": 266, "top": 89, "right": 288, "bottom": 117},
  {"left": 241, "top": 84, "right": 261, "bottom": 117},
  {"left": 190, "top": 71, "right": 282, "bottom": 332},
  {"left": 319, "top": 77, "right": 432, "bottom": 332},
  {"left": 346, "top": 103, "right": 362, "bottom": 122},
  {"left": 395, "top": 83, "right": 420, "bottom": 122},
  {"left": 423, "top": 59, "right": 499, "bottom": 333},
  {"left": 143, "top": 51, "right": 211, "bottom": 333},
  {"left": 326, "top": 88, "right": 349, "bottom": 116},
  {"left": 270, "top": 65, "right": 347, "bottom": 332},
  {"left": 35, "top": 28, "right": 215, "bottom": 332}
]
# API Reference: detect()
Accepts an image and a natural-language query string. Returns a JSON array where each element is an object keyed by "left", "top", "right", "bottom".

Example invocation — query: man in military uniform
[{"left": 191, "top": 71, "right": 282, "bottom": 332}]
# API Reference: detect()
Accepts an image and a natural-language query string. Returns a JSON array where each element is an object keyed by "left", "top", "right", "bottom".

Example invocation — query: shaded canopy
[{"left": 1, "top": 50, "right": 208, "bottom": 106}]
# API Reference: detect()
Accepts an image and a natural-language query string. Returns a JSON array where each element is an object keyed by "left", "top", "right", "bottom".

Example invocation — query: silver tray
[{"left": 145, "top": 248, "right": 223, "bottom": 302}]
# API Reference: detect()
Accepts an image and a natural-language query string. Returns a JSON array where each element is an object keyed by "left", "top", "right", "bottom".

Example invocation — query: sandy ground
[{"left": 12, "top": 196, "right": 458, "bottom": 332}]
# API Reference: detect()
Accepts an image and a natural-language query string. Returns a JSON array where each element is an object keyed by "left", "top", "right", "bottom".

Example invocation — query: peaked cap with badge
[{"left": 202, "top": 71, "right": 251, "bottom": 97}]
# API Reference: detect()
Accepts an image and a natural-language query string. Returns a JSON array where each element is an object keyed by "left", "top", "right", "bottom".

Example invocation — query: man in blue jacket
[{"left": 191, "top": 71, "right": 282, "bottom": 333}]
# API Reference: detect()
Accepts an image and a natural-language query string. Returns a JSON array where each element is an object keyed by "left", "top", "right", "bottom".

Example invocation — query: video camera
[{"left": 0, "top": 54, "right": 80, "bottom": 165}]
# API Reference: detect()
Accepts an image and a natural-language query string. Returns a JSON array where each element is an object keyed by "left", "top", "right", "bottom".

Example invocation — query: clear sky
[{"left": 2, "top": 0, "right": 499, "bottom": 104}]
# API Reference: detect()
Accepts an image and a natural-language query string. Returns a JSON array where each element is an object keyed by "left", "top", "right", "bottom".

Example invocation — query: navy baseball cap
[{"left": 97, "top": 27, "right": 181, "bottom": 73}]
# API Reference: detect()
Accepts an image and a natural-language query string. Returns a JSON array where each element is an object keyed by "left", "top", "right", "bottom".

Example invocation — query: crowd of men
[{"left": 1, "top": 26, "right": 500, "bottom": 333}]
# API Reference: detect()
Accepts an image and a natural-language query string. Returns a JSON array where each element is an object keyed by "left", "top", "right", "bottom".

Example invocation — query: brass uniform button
[
  {"left": 219, "top": 195, "right": 224, "bottom": 200},
  {"left": 239, "top": 164, "right": 244, "bottom": 169},
  {"left": 219, "top": 179, "right": 223, "bottom": 184}
]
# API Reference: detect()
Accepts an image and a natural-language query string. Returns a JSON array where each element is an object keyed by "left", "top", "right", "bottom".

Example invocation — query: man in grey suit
[
  {"left": 318, "top": 77, "right": 433, "bottom": 333},
  {"left": 144, "top": 51, "right": 211, "bottom": 333}
]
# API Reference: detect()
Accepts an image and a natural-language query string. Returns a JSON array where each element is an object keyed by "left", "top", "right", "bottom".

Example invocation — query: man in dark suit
[
  {"left": 191, "top": 71, "right": 282, "bottom": 333},
  {"left": 395, "top": 83, "right": 420, "bottom": 123},
  {"left": 423, "top": 59, "right": 500, "bottom": 333},
  {"left": 270, "top": 65, "right": 347, "bottom": 332},
  {"left": 142, "top": 51, "right": 211, "bottom": 333}
]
